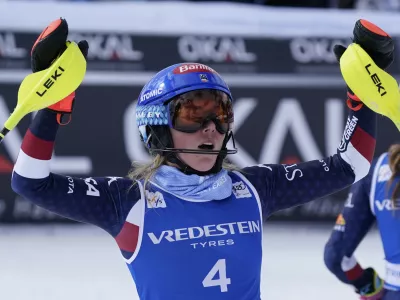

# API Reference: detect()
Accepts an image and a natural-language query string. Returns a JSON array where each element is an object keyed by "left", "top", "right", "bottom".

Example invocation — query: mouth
[{"left": 198, "top": 142, "right": 215, "bottom": 150}]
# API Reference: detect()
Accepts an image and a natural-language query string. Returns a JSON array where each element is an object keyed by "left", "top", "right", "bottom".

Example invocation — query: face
[
  {"left": 168, "top": 90, "right": 234, "bottom": 172},
  {"left": 170, "top": 122, "right": 225, "bottom": 172}
]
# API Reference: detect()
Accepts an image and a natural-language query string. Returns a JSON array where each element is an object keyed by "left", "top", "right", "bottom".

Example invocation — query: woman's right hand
[{"left": 31, "top": 18, "right": 89, "bottom": 124}]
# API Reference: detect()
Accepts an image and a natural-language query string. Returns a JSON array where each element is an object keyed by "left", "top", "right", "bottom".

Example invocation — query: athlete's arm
[
  {"left": 242, "top": 105, "right": 376, "bottom": 218},
  {"left": 11, "top": 110, "right": 141, "bottom": 238},
  {"left": 323, "top": 164, "right": 375, "bottom": 283}
]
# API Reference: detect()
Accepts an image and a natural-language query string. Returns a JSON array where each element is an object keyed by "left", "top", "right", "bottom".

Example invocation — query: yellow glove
[
  {"left": 340, "top": 43, "right": 400, "bottom": 131},
  {"left": 0, "top": 19, "right": 87, "bottom": 143}
]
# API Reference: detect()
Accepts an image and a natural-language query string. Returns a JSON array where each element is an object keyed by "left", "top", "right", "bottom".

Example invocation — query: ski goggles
[{"left": 169, "top": 91, "right": 234, "bottom": 134}]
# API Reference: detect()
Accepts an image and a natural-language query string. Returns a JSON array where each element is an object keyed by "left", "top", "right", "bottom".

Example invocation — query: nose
[{"left": 202, "top": 120, "right": 216, "bottom": 133}]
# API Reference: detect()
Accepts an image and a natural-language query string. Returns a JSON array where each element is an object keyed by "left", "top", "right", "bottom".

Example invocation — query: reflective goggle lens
[{"left": 169, "top": 92, "right": 233, "bottom": 134}]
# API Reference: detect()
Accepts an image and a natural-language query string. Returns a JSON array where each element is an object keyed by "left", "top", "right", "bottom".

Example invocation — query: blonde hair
[
  {"left": 388, "top": 144, "right": 400, "bottom": 210},
  {"left": 127, "top": 154, "right": 241, "bottom": 191}
]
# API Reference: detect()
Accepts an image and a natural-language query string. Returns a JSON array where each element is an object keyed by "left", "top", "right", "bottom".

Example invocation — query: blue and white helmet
[{"left": 136, "top": 62, "right": 233, "bottom": 145}]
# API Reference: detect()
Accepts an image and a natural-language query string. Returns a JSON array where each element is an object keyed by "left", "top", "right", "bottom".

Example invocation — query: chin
[
  {"left": 193, "top": 155, "right": 218, "bottom": 172},
  {"left": 179, "top": 154, "right": 217, "bottom": 173}
]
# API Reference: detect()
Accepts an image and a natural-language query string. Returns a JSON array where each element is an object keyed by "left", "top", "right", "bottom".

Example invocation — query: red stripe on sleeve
[
  {"left": 21, "top": 129, "right": 54, "bottom": 160},
  {"left": 350, "top": 126, "right": 375, "bottom": 163}
]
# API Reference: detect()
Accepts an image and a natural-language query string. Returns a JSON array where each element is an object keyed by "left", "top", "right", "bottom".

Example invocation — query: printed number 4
[
  {"left": 84, "top": 178, "right": 100, "bottom": 197},
  {"left": 202, "top": 259, "right": 231, "bottom": 292}
]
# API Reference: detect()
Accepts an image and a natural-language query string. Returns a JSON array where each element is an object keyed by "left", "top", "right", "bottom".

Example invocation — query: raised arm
[
  {"left": 242, "top": 103, "right": 376, "bottom": 218},
  {"left": 11, "top": 109, "right": 141, "bottom": 238}
]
